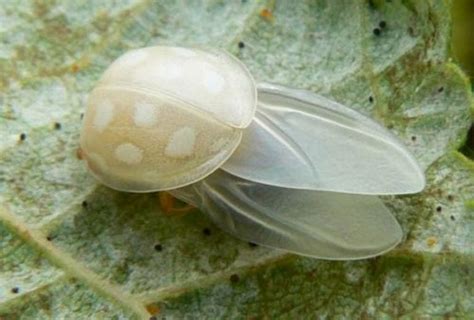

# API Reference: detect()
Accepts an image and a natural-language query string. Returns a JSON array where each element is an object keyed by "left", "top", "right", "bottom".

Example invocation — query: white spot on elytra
[
  {"left": 204, "top": 70, "right": 225, "bottom": 94},
  {"left": 165, "top": 127, "right": 197, "bottom": 158},
  {"left": 93, "top": 100, "right": 114, "bottom": 132},
  {"left": 114, "top": 143, "right": 143, "bottom": 165},
  {"left": 134, "top": 102, "right": 158, "bottom": 127}
]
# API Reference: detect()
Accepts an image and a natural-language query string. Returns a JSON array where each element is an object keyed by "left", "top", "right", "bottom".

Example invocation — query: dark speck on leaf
[
  {"left": 238, "top": 41, "right": 245, "bottom": 49},
  {"left": 373, "top": 28, "right": 381, "bottom": 36},
  {"left": 230, "top": 274, "right": 240, "bottom": 283},
  {"left": 154, "top": 244, "right": 163, "bottom": 252},
  {"left": 411, "top": 136, "right": 417, "bottom": 142},
  {"left": 436, "top": 206, "right": 442, "bottom": 212},
  {"left": 54, "top": 122, "right": 62, "bottom": 130},
  {"left": 81, "top": 200, "right": 88, "bottom": 208},
  {"left": 447, "top": 195, "right": 454, "bottom": 201},
  {"left": 450, "top": 215, "right": 455, "bottom": 221},
  {"left": 46, "top": 235, "right": 53, "bottom": 241},
  {"left": 19, "top": 133, "right": 26, "bottom": 141},
  {"left": 203, "top": 228, "right": 211, "bottom": 236},
  {"left": 438, "top": 87, "right": 444, "bottom": 93},
  {"left": 11, "top": 287, "right": 19, "bottom": 294},
  {"left": 369, "top": 96, "right": 374, "bottom": 103},
  {"left": 379, "top": 21, "right": 387, "bottom": 29},
  {"left": 80, "top": 113, "right": 84, "bottom": 120},
  {"left": 248, "top": 242, "right": 258, "bottom": 248}
]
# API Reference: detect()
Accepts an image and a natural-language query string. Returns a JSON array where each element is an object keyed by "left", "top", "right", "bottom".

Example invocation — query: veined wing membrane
[
  {"left": 170, "top": 170, "right": 403, "bottom": 260},
  {"left": 222, "top": 83, "right": 425, "bottom": 195}
]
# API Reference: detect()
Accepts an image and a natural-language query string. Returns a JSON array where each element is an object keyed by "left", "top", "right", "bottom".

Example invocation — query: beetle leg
[{"left": 158, "top": 192, "right": 195, "bottom": 215}]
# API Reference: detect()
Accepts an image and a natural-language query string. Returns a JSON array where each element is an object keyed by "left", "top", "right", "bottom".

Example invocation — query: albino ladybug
[{"left": 80, "top": 46, "right": 425, "bottom": 260}]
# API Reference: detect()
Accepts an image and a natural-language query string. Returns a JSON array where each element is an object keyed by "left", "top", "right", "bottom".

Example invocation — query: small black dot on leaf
[
  {"left": 248, "top": 242, "right": 258, "bottom": 248},
  {"left": 54, "top": 122, "right": 62, "bottom": 130},
  {"left": 450, "top": 215, "right": 455, "bottom": 221},
  {"left": 11, "top": 287, "right": 19, "bottom": 294},
  {"left": 238, "top": 41, "right": 245, "bottom": 49},
  {"left": 373, "top": 28, "right": 381, "bottom": 36},
  {"left": 19, "top": 133, "right": 26, "bottom": 141},
  {"left": 369, "top": 96, "right": 374, "bottom": 103},
  {"left": 438, "top": 87, "right": 444, "bottom": 93},
  {"left": 46, "top": 235, "right": 53, "bottom": 241},
  {"left": 379, "top": 21, "right": 387, "bottom": 29},
  {"left": 447, "top": 195, "right": 454, "bottom": 201},
  {"left": 203, "top": 228, "right": 211, "bottom": 236},
  {"left": 154, "top": 244, "right": 163, "bottom": 252},
  {"left": 436, "top": 206, "right": 442, "bottom": 212},
  {"left": 230, "top": 274, "right": 240, "bottom": 283},
  {"left": 81, "top": 200, "right": 88, "bottom": 208},
  {"left": 411, "top": 136, "right": 417, "bottom": 142}
]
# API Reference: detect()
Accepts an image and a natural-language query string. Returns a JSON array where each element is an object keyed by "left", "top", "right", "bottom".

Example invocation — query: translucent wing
[
  {"left": 170, "top": 170, "right": 403, "bottom": 260},
  {"left": 222, "top": 82, "right": 425, "bottom": 195}
]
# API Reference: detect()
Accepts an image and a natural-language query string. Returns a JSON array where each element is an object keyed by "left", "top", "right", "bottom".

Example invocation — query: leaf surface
[{"left": 0, "top": 1, "right": 472, "bottom": 319}]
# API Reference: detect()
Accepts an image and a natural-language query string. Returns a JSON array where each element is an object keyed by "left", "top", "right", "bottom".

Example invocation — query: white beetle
[{"left": 80, "top": 46, "right": 425, "bottom": 260}]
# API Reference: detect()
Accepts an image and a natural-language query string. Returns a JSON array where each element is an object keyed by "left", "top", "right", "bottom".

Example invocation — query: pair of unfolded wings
[{"left": 170, "top": 83, "right": 425, "bottom": 260}]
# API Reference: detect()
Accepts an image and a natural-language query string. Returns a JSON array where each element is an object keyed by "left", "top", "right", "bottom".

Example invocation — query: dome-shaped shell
[
  {"left": 99, "top": 46, "right": 256, "bottom": 128},
  {"left": 80, "top": 46, "right": 256, "bottom": 192}
]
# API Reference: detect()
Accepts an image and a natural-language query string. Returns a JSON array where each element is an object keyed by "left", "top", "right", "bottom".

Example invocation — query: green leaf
[{"left": 0, "top": 0, "right": 472, "bottom": 319}]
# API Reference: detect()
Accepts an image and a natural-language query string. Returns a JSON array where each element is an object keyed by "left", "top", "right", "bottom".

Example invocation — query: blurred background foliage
[
  {"left": 452, "top": 0, "right": 474, "bottom": 158},
  {"left": 452, "top": 0, "right": 474, "bottom": 82}
]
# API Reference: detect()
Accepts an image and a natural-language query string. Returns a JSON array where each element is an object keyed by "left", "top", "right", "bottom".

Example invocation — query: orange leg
[{"left": 159, "top": 192, "right": 195, "bottom": 216}]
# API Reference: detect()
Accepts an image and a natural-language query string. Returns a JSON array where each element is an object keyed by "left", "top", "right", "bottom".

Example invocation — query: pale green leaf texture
[{"left": 0, "top": 1, "right": 472, "bottom": 319}]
